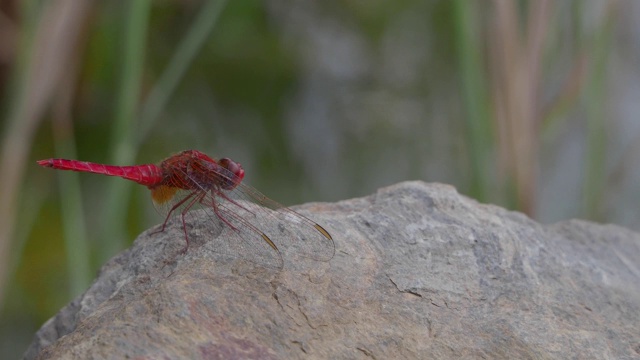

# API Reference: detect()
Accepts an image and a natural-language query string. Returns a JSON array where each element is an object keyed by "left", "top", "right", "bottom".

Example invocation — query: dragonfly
[{"left": 37, "top": 150, "right": 335, "bottom": 268}]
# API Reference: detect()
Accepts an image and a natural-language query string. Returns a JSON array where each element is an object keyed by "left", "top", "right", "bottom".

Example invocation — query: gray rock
[{"left": 25, "top": 181, "right": 640, "bottom": 359}]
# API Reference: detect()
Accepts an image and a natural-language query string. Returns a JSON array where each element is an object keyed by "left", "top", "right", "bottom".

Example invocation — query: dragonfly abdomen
[{"left": 37, "top": 159, "right": 163, "bottom": 187}]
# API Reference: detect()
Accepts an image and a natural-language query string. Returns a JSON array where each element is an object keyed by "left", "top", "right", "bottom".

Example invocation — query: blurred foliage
[{"left": 0, "top": 0, "right": 635, "bottom": 358}]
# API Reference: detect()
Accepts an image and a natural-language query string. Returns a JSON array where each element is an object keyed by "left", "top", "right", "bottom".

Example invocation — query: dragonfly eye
[{"left": 218, "top": 158, "right": 245, "bottom": 189}]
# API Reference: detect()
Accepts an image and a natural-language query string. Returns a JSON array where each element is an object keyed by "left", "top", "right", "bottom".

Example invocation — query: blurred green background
[{"left": 1, "top": 0, "right": 637, "bottom": 357}]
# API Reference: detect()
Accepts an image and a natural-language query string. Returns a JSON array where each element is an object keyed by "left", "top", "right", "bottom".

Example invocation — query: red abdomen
[{"left": 37, "top": 158, "right": 163, "bottom": 187}]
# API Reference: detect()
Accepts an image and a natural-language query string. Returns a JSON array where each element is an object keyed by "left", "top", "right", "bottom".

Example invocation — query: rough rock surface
[{"left": 25, "top": 181, "right": 640, "bottom": 359}]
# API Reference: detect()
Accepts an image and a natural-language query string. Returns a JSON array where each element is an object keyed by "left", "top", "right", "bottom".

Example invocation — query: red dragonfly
[{"left": 38, "top": 150, "right": 334, "bottom": 268}]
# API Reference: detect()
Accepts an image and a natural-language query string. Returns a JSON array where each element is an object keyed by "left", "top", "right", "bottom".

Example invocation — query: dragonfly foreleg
[{"left": 206, "top": 188, "right": 239, "bottom": 232}]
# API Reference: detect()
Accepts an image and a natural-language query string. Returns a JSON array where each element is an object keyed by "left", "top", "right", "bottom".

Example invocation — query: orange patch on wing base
[{"left": 151, "top": 185, "right": 178, "bottom": 204}]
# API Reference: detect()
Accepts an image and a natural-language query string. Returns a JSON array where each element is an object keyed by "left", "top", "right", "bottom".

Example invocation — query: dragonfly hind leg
[
  {"left": 152, "top": 191, "right": 196, "bottom": 234},
  {"left": 176, "top": 191, "right": 207, "bottom": 254},
  {"left": 151, "top": 190, "right": 202, "bottom": 254}
]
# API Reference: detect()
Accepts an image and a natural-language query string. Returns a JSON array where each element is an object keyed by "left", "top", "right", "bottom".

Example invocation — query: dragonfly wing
[
  {"left": 207, "top": 193, "right": 284, "bottom": 269},
  {"left": 151, "top": 187, "right": 283, "bottom": 269},
  {"left": 222, "top": 183, "right": 336, "bottom": 262}
]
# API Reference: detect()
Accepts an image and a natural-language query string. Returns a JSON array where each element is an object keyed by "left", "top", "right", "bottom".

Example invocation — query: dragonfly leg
[
  {"left": 176, "top": 191, "right": 206, "bottom": 254},
  {"left": 208, "top": 189, "right": 239, "bottom": 231},
  {"left": 154, "top": 191, "right": 196, "bottom": 234}
]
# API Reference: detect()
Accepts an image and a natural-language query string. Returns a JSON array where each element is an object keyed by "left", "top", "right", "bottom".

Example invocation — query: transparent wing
[
  {"left": 150, "top": 160, "right": 335, "bottom": 267},
  {"left": 221, "top": 181, "right": 335, "bottom": 262},
  {"left": 151, "top": 188, "right": 284, "bottom": 270}
]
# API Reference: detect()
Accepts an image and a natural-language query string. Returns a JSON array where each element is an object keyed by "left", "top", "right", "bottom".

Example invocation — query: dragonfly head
[{"left": 218, "top": 158, "right": 245, "bottom": 190}]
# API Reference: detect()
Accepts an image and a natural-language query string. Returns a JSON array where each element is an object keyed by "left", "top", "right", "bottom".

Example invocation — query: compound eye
[{"left": 218, "top": 158, "right": 245, "bottom": 189}]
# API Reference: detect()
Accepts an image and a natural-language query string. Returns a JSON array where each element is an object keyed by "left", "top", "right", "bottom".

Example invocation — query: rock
[{"left": 25, "top": 181, "right": 640, "bottom": 359}]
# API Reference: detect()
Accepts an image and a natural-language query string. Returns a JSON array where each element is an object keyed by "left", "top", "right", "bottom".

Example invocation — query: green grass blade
[
  {"left": 452, "top": 0, "right": 491, "bottom": 201},
  {"left": 99, "top": 0, "right": 151, "bottom": 260},
  {"left": 138, "top": 0, "right": 229, "bottom": 142}
]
